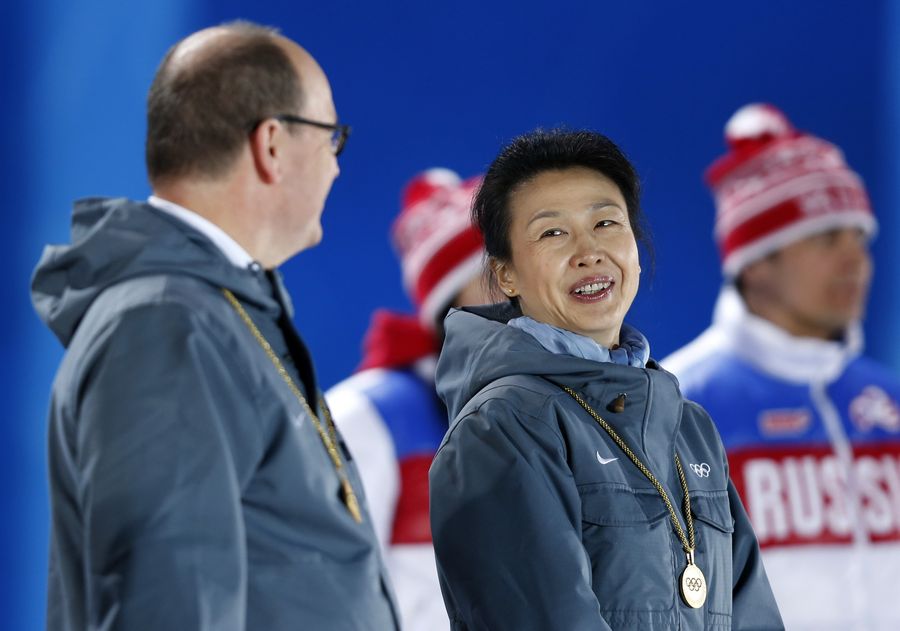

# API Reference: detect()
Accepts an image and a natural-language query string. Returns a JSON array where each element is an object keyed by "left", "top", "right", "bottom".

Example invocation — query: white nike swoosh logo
[{"left": 596, "top": 451, "right": 618, "bottom": 465}]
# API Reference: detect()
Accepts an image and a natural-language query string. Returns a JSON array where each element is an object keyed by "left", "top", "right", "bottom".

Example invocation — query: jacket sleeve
[
  {"left": 429, "top": 395, "right": 610, "bottom": 631},
  {"left": 71, "top": 304, "right": 262, "bottom": 631},
  {"left": 728, "top": 478, "right": 785, "bottom": 630}
]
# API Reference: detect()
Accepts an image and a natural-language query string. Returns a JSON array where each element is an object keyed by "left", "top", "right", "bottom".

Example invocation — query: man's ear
[
  {"left": 248, "top": 120, "right": 283, "bottom": 184},
  {"left": 492, "top": 259, "right": 518, "bottom": 297},
  {"left": 740, "top": 254, "right": 777, "bottom": 296}
]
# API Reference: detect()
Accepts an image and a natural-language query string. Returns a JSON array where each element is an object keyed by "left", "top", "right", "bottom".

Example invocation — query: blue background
[{"left": 5, "top": 1, "right": 899, "bottom": 627}]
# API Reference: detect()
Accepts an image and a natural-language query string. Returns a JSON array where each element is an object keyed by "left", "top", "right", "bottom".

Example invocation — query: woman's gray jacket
[{"left": 429, "top": 303, "right": 784, "bottom": 630}]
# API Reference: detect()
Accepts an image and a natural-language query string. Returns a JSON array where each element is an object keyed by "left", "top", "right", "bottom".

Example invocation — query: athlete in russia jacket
[{"left": 664, "top": 285, "right": 900, "bottom": 631}]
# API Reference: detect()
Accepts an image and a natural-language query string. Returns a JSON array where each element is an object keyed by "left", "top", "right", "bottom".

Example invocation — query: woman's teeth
[{"left": 574, "top": 281, "right": 611, "bottom": 295}]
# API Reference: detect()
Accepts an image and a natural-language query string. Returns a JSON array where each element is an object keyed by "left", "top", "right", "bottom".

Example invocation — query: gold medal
[{"left": 680, "top": 551, "right": 707, "bottom": 608}]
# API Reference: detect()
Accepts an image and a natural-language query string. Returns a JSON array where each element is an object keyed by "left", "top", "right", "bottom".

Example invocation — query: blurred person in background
[
  {"left": 327, "top": 168, "right": 490, "bottom": 631},
  {"left": 664, "top": 103, "right": 900, "bottom": 631},
  {"left": 429, "top": 129, "right": 782, "bottom": 630},
  {"left": 30, "top": 22, "right": 399, "bottom": 631}
]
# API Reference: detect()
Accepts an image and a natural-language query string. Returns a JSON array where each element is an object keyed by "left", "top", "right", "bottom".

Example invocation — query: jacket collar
[{"left": 712, "top": 284, "right": 863, "bottom": 384}]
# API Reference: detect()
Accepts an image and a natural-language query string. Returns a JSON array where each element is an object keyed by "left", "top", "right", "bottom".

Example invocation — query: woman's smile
[{"left": 570, "top": 275, "right": 615, "bottom": 302}]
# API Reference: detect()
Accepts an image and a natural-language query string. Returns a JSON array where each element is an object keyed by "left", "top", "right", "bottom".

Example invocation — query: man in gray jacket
[{"left": 31, "top": 22, "right": 399, "bottom": 631}]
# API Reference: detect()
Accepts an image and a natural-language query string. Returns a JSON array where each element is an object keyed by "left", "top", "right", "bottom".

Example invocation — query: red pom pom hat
[
  {"left": 391, "top": 168, "right": 484, "bottom": 329},
  {"left": 705, "top": 103, "right": 877, "bottom": 277}
]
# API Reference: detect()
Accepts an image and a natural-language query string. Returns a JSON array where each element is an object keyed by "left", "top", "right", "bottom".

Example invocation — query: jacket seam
[{"left": 442, "top": 382, "right": 566, "bottom": 455}]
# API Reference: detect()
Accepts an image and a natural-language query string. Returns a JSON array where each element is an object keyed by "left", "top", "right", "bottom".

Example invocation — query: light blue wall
[{"left": 8, "top": 2, "right": 198, "bottom": 627}]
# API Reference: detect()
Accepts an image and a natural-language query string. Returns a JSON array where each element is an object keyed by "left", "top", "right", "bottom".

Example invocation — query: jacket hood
[
  {"left": 436, "top": 302, "right": 660, "bottom": 419},
  {"left": 31, "top": 197, "right": 281, "bottom": 346}
]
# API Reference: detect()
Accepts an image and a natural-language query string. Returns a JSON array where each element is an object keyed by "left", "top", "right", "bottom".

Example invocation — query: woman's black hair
[{"left": 472, "top": 128, "right": 653, "bottom": 298}]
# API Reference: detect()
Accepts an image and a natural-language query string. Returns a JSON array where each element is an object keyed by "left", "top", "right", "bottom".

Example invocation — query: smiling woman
[
  {"left": 428, "top": 129, "right": 785, "bottom": 630},
  {"left": 495, "top": 167, "right": 640, "bottom": 348}
]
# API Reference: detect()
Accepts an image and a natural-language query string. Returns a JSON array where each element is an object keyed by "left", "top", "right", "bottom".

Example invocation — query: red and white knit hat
[
  {"left": 706, "top": 103, "right": 877, "bottom": 278},
  {"left": 392, "top": 168, "right": 484, "bottom": 330}
]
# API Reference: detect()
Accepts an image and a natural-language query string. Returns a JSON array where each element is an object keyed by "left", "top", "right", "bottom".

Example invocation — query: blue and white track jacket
[
  {"left": 327, "top": 358, "right": 450, "bottom": 631},
  {"left": 664, "top": 286, "right": 900, "bottom": 631}
]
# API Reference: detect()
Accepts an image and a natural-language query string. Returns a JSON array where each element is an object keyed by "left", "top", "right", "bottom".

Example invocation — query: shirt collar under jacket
[
  {"left": 148, "top": 195, "right": 256, "bottom": 269},
  {"left": 712, "top": 283, "right": 863, "bottom": 384},
  {"left": 508, "top": 316, "right": 651, "bottom": 368}
]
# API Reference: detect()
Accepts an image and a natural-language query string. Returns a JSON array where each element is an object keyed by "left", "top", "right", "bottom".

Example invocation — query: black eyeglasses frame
[{"left": 251, "top": 114, "right": 351, "bottom": 156}]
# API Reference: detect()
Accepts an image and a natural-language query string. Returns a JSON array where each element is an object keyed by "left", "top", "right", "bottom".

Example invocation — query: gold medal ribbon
[
  {"left": 562, "top": 385, "right": 707, "bottom": 608},
  {"left": 222, "top": 288, "right": 363, "bottom": 523}
]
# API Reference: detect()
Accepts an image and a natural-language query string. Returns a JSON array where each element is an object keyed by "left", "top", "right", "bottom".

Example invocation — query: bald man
[{"left": 31, "top": 22, "right": 399, "bottom": 630}]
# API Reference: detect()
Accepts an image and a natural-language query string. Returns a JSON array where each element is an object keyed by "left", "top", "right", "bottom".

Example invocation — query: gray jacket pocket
[{"left": 578, "top": 483, "right": 676, "bottom": 613}]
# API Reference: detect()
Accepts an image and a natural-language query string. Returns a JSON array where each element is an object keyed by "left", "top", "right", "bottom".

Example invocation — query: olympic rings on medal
[
  {"left": 689, "top": 462, "right": 710, "bottom": 477},
  {"left": 685, "top": 576, "right": 704, "bottom": 592}
]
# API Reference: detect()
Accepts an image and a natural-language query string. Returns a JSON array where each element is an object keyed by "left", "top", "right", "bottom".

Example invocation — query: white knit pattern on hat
[
  {"left": 706, "top": 103, "right": 877, "bottom": 277},
  {"left": 391, "top": 168, "right": 484, "bottom": 329}
]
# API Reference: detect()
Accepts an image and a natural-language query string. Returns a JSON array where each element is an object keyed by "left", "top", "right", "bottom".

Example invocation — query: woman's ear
[{"left": 492, "top": 259, "right": 518, "bottom": 297}]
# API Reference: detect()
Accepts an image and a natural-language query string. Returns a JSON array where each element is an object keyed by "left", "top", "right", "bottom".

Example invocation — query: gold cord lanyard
[
  {"left": 562, "top": 386, "right": 707, "bottom": 608},
  {"left": 222, "top": 288, "right": 363, "bottom": 524}
]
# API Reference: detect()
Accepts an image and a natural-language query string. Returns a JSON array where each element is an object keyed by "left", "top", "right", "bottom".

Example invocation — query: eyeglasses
[{"left": 272, "top": 114, "right": 351, "bottom": 156}]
